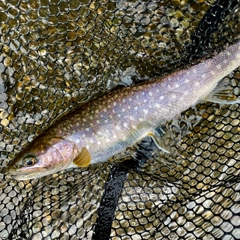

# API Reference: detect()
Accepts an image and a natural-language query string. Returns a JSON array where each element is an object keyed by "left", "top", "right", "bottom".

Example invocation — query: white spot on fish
[
  {"left": 130, "top": 116, "right": 134, "bottom": 121},
  {"left": 90, "top": 139, "right": 94, "bottom": 144},
  {"left": 184, "top": 79, "right": 190, "bottom": 83},
  {"left": 210, "top": 71, "right": 215, "bottom": 75},
  {"left": 113, "top": 135, "right": 117, "bottom": 139},
  {"left": 149, "top": 91, "right": 153, "bottom": 96},
  {"left": 97, "top": 131, "right": 102, "bottom": 136},
  {"left": 139, "top": 117, "right": 144, "bottom": 122},
  {"left": 160, "top": 96, "right": 164, "bottom": 100},
  {"left": 161, "top": 82, "right": 166, "bottom": 88},
  {"left": 97, "top": 141, "right": 101, "bottom": 145},
  {"left": 195, "top": 81, "right": 200, "bottom": 86},
  {"left": 216, "top": 64, "right": 222, "bottom": 69},
  {"left": 134, "top": 106, "right": 138, "bottom": 110},
  {"left": 123, "top": 122, "right": 128, "bottom": 128},
  {"left": 171, "top": 94, "right": 176, "bottom": 99},
  {"left": 155, "top": 103, "right": 160, "bottom": 108},
  {"left": 226, "top": 51, "right": 231, "bottom": 57},
  {"left": 143, "top": 99, "right": 147, "bottom": 103},
  {"left": 175, "top": 83, "right": 180, "bottom": 88},
  {"left": 193, "top": 69, "right": 197, "bottom": 74},
  {"left": 76, "top": 139, "right": 80, "bottom": 144},
  {"left": 113, "top": 102, "right": 117, "bottom": 106},
  {"left": 143, "top": 109, "right": 148, "bottom": 114},
  {"left": 201, "top": 74, "right": 206, "bottom": 79}
]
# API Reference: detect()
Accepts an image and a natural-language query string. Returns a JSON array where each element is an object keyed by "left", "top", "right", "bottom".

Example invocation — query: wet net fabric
[{"left": 0, "top": 0, "right": 240, "bottom": 239}]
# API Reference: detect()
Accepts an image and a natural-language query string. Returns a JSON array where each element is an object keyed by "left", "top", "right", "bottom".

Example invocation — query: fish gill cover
[{"left": 0, "top": 0, "right": 240, "bottom": 239}]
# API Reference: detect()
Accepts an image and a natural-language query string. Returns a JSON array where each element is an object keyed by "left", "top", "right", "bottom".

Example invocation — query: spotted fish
[{"left": 7, "top": 40, "right": 240, "bottom": 180}]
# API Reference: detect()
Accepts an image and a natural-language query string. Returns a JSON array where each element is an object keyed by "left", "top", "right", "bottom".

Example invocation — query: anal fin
[
  {"left": 204, "top": 79, "right": 240, "bottom": 104},
  {"left": 73, "top": 147, "right": 92, "bottom": 167}
]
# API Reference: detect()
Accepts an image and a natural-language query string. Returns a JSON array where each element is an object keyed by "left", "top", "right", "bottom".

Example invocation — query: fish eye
[{"left": 23, "top": 155, "right": 37, "bottom": 167}]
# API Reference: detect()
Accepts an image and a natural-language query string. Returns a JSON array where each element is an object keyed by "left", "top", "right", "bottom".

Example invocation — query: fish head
[{"left": 7, "top": 136, "right": 77, "bottom": 180}]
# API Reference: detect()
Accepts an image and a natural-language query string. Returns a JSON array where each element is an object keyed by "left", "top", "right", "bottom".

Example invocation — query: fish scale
[{"left": 7, "top": 40, "right": 240, "bottom": 180}]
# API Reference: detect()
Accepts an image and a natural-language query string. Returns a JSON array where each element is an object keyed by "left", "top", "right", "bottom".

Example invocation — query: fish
[{"left": 7, "top": 40, "right": 240, "bottom": 180}]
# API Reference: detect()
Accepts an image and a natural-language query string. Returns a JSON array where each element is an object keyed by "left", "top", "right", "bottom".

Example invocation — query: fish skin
[{"left": 7, "top": 40, "right": 240, "bottom": 180}]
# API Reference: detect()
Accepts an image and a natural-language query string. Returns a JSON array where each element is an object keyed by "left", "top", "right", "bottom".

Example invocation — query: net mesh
[{"left": 0, "top": 0, "right": 240, "bottom": 239}]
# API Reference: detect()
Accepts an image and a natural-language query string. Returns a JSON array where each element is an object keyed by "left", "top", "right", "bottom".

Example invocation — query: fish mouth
[
  {"left": 8, "top": 174, "right": 26, "bottom": 181},
  {"left": 8, "top": 172, "right": 41, "bottom": 181},
  {"left": 7, "top": 167, "right": 48, "bottom": 180},
  {"left": 7, "top": 171, "right": 30, "bottom": 180}
]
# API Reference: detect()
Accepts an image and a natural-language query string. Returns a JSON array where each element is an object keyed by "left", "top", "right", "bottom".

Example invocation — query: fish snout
[{"left": 6, "top": 164, "right": 19, "bottom": 177}]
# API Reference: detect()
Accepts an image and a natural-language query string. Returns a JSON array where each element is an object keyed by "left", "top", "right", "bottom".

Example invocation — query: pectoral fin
[
  {"left": 139, "top": 131, "right": 170, "bottom": 153},
  {"left": 147, "top": 132, "right": 170, "bottom": 154},
  {"left": 73, "top": 147, "right": 92, "bottom": 167}
]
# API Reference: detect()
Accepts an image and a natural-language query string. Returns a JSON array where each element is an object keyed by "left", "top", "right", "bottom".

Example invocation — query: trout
[{"left": 7, "top": 40, "right": 240, "bottom": 180}]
